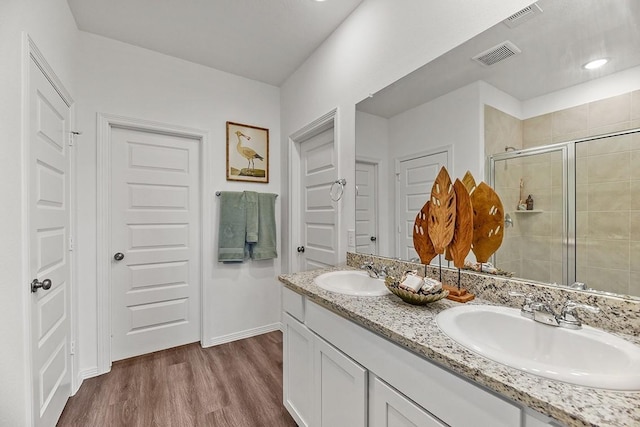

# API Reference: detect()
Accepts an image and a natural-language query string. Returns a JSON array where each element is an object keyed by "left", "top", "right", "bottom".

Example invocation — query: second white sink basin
[
  {"left": 314, "top": 270, "right": 390, "bottom": 296},
  {"left": 436, "top": 304, "right": 640, "bottom": 391}
]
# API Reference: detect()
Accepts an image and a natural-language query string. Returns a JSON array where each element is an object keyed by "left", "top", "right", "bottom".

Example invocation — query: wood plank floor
[{"left": 57, "top": 331, "right": 297, "bottom": 427}]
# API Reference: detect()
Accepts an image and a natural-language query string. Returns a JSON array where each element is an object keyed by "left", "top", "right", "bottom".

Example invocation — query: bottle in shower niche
[{"left": 526, "top": 195, "right": 534, "bottom": 210}]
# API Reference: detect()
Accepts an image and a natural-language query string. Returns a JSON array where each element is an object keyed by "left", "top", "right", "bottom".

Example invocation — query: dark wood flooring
[{"left": 57, "top": 331, "right": 297, "bottom": 427}]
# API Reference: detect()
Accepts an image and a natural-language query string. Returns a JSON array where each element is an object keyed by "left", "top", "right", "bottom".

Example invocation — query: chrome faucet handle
[
  {"left": 558, "top": 299, "right": 600, "bottom": 329},
  {"left": 508, "top": 291, "right": 535, "bottom": 319}
]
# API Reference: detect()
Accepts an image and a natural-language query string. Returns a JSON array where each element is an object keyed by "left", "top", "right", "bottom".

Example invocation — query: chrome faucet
[
  {"left": 509, "top": 292, "right": 599, "bottom": 329},
  {"left": 557, "top": 299, "right": 600, "bottom": 329},
  {"left": 360, "top": 262, "right": 387, "bottom": 279}
]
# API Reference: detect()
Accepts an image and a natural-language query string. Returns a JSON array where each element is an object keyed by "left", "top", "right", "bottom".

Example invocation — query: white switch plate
[{"left": 348, "top": 229, "right": 355, "bottom": 247}]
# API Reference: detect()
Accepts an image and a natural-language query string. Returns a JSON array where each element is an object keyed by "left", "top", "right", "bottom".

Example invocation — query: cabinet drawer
[
  {"left": 369, "top": 375, "right": 446, "bottom": 427},
  {"left": 282, "top": 286, "right": 305, "bottom": 321}
]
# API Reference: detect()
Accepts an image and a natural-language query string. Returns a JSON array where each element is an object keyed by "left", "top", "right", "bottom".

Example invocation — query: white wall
[
  {"left": 280, "top": 0, "right": 534, "bottom": 272},
  {"left": 522, "top": 65, "right": 640, "bottom": 119},
  {"left": 355, "top": 111, "right": 391, "bottom": 256},
  {"left": 0, "top": 0, "right": 78, "bottom": 425},
  {"left": 75, "top": 32, "right": 282, "bottom": 375}
]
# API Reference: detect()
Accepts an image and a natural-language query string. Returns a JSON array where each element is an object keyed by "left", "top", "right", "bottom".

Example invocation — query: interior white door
[
  {"left": 299, "top": 127, "right": 338, "bottom": 271},
  {"left": 396, "top": 152, "right": 448, "bottom": 260},
  {"left": 355, "top": 161, "right": 378, "bottom": 255},
  {"left": 29, "top": 59, "right": 72, "bottom": 427},
  {"left": 110, "top": 127, "right": 200, "bottom": 361}
]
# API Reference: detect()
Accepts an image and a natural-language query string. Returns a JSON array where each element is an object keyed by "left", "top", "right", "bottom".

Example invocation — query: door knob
[
  {"left": 297, "top": 246, "right": 305, "bottom": 253},
  {"left": 113, "top": 252, "right": 125, "bottom": 261},
  {"left": 31, "top": 278, "right": 52, "bottom": 293},
  {"left": 370, "top": 236, "right": 377, "bottom": 242}
]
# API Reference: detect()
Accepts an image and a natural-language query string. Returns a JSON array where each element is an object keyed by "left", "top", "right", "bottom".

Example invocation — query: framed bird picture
[{"left": 226, "top": 121, "right": 269, "bottom": 183}]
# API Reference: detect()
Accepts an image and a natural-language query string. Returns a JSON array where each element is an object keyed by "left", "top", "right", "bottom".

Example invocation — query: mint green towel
[
  {"left": 244, "top": 191, "right": 259, "bottom": 243},
  {"left": 217, "top": 192, "right": 248, "bottom": 262},
  {"left": 252, "top": 193, "right": 278, "bottom": 260}
]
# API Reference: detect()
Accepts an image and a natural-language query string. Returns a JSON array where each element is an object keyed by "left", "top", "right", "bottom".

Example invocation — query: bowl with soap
[{"left": 384, "top": 271, "right": 449, "bottom": 305}]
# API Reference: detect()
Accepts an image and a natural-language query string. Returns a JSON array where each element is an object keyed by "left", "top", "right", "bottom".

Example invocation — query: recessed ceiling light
[{"left": 583, "top": 58, "right": 608, "bottom": 70}]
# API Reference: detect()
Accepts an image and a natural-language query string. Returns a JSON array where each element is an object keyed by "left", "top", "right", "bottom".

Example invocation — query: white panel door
[
  {"left": 29, "top": 59, "right": 72, "bottom": 427},
  {"left": 299, "top": 127, "right": 338, "bottom": 270},
  {"left": 355, "top": 161, "right": 378, "bottom": 255},
  {"left": 369, "top": 376, "right": 446, "bottom": 427},
  {"left": 314, "top": 335, "right": 367, "bottom": 427},
  {"left": 111, "top": 127, "right": 200, "bottom": 361},
  {"left": 283, "top": 313, "right": 314, "bottom": 427},
  {"left": 396, "top": 152, "right": 448, "bottom": 260}
]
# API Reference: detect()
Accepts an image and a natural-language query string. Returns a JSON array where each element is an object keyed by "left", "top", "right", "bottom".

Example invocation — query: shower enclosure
[{"left": 489, "top": 128, "right": 640, "bottom": 295}]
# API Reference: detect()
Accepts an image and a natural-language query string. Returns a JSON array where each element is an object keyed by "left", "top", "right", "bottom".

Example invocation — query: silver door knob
[
  {"left": 31, "top": 278, "right": 52, "bottom": 293},
  {"left": 114, "top": 252, "right": 125, "bottom": 261}
]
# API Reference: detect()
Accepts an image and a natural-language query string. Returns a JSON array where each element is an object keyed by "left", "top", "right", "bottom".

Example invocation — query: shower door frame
[{"left": 488, "top": 142, "right": 576, "bottom": 286}]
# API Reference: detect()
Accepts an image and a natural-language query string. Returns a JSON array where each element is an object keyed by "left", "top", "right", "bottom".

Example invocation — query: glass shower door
[{"left": 490, "top": 144, "right": 572, "bottom": 285}]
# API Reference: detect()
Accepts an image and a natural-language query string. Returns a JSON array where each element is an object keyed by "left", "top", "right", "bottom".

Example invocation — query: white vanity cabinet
[
  {"left": 369, "top": 375, "right": 446, "bottom": 427},
  {"left": 314, "top": 335, "right": 367, "bottom": 427},
  {"left": 283, "top": 312, "right": 314, "bottom": 427},
  {"left": 283, "top": 308, "right": 367, "bottom": 427},
  {"left": 281, "top": 287, "right": 559, "bottom": 427}
]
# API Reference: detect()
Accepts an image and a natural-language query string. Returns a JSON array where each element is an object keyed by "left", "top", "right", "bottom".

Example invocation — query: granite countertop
[{"left": 278, "top": 266, "right": 640, "bottom": 427}]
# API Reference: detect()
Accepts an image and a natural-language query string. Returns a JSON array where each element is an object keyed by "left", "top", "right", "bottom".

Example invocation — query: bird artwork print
[
  {"left": 226, "top": 122, "right": 269, "bottom": 182},
  {"left": 235, "top": 130, "right": 263, "bottom": 171}
]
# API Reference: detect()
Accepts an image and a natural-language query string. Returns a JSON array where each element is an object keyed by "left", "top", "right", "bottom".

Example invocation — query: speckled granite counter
[{"left": 278, "top": 265, "right": 640, "bottom": 427}]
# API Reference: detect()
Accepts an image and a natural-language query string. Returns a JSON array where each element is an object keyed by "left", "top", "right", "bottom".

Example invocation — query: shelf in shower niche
[{"left": 513, "top": 209, "right": 543, "bottom": 213}]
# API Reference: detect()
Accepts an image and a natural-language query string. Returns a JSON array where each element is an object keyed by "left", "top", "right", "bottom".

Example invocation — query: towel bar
[{"left": 215, "top": 191, "right": 278, "bottom": 197}]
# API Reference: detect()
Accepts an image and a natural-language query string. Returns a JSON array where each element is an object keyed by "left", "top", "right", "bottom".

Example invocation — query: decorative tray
[{"left": 384, "top": 277, "right": 449, "bottom": 306}]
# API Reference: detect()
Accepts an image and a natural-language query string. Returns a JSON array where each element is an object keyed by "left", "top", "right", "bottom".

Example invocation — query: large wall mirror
[{"left": 354, "top": 0, "right": 640, "bottom": 298}]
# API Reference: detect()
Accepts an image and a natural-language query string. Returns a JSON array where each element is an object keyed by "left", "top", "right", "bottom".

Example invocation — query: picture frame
[{"left": 226, "top": 121, "right": 269, "bottom": 183}]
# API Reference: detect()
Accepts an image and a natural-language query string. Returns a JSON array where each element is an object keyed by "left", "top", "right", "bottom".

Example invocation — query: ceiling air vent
[
  {"left": 503, "top": 3, "right": 543, "bottom": 29},
  {"left": 472, "top": 41, "right": 521, "bottom": 67}
]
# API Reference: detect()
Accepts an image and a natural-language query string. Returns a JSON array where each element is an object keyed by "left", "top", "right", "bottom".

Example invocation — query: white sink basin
[
  {"left": 436, "top": 305, "right": 640, "bottom": 391},
  {"left": 314, "top": 270, "right": 390, "bottom": 296}
]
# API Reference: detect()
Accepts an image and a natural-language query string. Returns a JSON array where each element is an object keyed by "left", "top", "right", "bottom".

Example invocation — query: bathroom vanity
[{"left": 278, "top": 259, "right": 640, "bottom": 427}]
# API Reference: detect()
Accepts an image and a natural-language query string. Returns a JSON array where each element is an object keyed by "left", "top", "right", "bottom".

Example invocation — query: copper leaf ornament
[
  {"left": 427, "top": 167, "right": 456, "bottom": 254},
  {"left": 447, "top": 179, "right": 474, "bottom": 268},
  {"left": 471, "top": 182, "right": 504, "bottom": 263},
  {"left": 413, "top": 201, "right": 437, "bottom": 264}
]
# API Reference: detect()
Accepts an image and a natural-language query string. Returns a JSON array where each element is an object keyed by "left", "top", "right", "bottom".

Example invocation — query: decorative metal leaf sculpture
[
  {"left": 427, "top": 167, "right": 456, "bottom": 254},
  {"left": 413, "top": 201, "right": 437, "bottom": 264},
  {"left": 471, "top": 182, "right": 504, "bottom": 263},
  {"left": 447, "top": 179, "right": 474, "bottom": 268},
  {"left": 462, "top": 171, "right": 477, "bottom": 195}
]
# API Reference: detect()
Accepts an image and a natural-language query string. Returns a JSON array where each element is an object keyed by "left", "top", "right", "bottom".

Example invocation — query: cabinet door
[
  {"left": 314, "top": 335, "right": 367, "bottom": 427},
  {"left": 369, "top": 376, "right": 447, "bottom": 427},
  {"left": 283, "top": 313, "right": 314, "bottom": 427}
]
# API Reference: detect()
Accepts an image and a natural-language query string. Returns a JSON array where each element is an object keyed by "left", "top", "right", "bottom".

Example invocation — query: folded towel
[
  {"left": 244, "top": 191, "right": 259, "bottom": 243},
  {"left": 251, "top": 193, "right": 278, "bottom": 260},
  {"left": 217, "top": 191, "right": 248, "bottom": 262}
]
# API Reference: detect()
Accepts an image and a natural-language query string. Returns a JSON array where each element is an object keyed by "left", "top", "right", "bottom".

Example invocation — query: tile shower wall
[
  {"left": 486, "top": 90, "right": 640, "bottom": 295},
  {"left": 484, "top": 106, "right": 523, "bottom": 278}
]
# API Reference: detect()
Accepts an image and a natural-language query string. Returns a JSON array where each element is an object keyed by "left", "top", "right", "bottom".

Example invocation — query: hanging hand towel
[
  {"left": 217, "top": 191, "right": 248, "bottom": 262},
  {"left": 252, "top": 193, "right": 278, "bottom": 260},
  {"left": 244, "top": 191, "right": 259, "bottom": 244}
]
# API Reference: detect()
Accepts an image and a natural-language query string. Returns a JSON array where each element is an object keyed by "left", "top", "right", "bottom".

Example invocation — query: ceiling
[
  {"left": 67, "top": 0, "right": 364, "bottom": 86},
  {"left": 357, "top": 0, "right": 640, "bottom": 118}
]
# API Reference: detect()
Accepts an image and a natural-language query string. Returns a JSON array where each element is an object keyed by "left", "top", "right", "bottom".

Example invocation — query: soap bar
[
  {"left": 421, "top": 277, "right": 442, "bottom": 294},
  {"left": 400, "top": 274, "right": 424, "bottom": 293}
]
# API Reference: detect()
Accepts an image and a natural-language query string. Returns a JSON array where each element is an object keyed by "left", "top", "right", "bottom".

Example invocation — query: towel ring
[{"left": 330, "top": 178, "right": 347, "bottom": 202}]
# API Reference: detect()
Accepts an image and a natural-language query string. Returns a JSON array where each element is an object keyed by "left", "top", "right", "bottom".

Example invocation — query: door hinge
[
  {"left": 70, "top": 341, "right": 75, "bottom": 355},
  {"left": 68, "top": 236, "right": 74, "bottom": 251},
  {"left": 396, "top": 173, "right": 401, "bottom": 182},
  {"left": 69, "top": 131, "right": 82, "bottom": 146}
]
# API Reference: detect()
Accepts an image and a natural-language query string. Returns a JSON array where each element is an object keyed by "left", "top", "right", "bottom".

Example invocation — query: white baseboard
[
  {"left": 202, "top": 322, "right": 282, "bottom": 348},
  {"left": 72, "top": 367, "right": 100, "bottom": 395}
]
